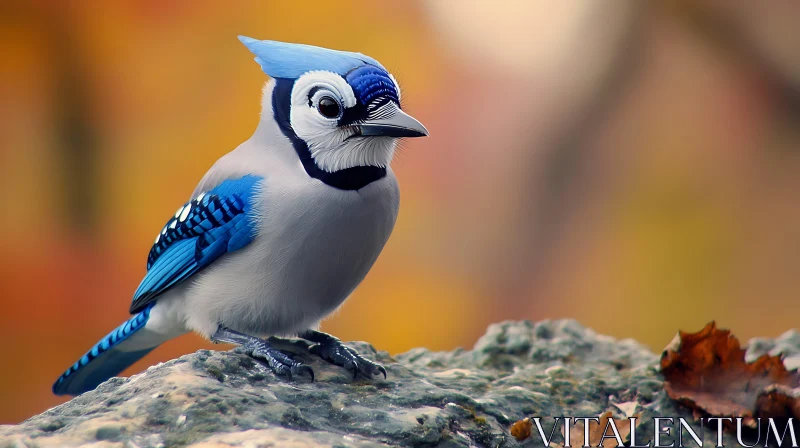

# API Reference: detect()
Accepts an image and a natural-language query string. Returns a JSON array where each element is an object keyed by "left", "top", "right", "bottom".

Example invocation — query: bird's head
[{"left": 240, "top": 36, "right": 427, "bottom": 177}]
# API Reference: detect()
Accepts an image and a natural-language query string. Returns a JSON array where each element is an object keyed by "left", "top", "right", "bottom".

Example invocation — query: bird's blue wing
[{"left": 129, "top": 175, "right": 262, "bottom": 313}]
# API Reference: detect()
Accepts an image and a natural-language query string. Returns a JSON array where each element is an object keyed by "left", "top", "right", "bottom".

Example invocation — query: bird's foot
[
  {"left": 300, "top": 330, "right": 386, "bottom": 380},
  {"left": 211, "top": 326, "right": 314, "bottom": 381},
  {"left": 241, "top": 339, "right": 314, "bottom": 381}
]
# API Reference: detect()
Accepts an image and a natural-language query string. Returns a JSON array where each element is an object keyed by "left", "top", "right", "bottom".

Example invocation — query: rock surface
[{"left": 2, "top": 320, "right": 797, "bottom": 447}]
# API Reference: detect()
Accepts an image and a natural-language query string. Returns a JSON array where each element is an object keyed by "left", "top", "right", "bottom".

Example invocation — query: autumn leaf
[
  {"left": 660, "top": 321, "right": 800, "bottom": 424},
  {"left": 511, "top": 417, "right": 533, "bottom": 442},
  {"left": 755, "top": 384, "right": 800, "bottom": 419}
]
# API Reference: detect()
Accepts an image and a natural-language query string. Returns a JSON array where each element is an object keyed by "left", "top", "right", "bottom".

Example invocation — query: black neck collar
[{"left": 271, "top": 78, "right": 387, "bottom": 191}]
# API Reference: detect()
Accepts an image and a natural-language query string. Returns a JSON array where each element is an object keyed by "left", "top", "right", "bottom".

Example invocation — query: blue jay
[{"left": 52, "top": 36, "right": 428, "bottom": 395}]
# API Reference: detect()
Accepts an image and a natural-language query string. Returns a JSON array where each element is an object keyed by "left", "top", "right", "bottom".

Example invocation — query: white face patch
[{"left": 289, "top": 71, "right": 398, "bottom": 173}]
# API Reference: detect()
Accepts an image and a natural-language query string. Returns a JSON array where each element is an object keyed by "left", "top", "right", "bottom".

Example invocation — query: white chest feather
[{"left": 183, "top": 172, "right": 399, "bottom": 337}]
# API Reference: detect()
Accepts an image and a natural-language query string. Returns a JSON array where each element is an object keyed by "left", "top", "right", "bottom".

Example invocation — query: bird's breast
[{"left": 191, "top": 171, "right": 399, "bottom": 336}]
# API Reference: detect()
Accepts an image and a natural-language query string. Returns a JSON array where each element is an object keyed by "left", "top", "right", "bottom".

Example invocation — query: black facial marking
[
  {"left": 337, "top": 102, "right": 369, "bottom": 127},
  {"left": 272, "top": 78, "right": 386, "bottom": 191},
  {"left": 307, "top": 86, "right": 321, "bottom": 107},
  {"left": 338, "top": 65, "right": 400, "bottom": 126}
]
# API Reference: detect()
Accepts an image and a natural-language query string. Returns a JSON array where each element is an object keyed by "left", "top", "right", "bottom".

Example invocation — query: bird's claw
[
  {"left": 242, "top": 339, "right": 315, "bottom": 382},
  {"left": 290, "top": 364, "right": 315, "bottom": 382},
  {"left": 309, "top": 340, "right": 386, "bottom": 380}
]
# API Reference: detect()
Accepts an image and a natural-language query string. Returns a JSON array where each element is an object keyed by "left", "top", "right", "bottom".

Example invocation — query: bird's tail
[{"left": 52, "top": 303, "right": 168, "bottom": 396}]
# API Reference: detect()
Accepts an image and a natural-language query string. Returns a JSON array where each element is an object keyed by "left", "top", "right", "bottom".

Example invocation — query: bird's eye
[{"left": 317, "top": 96, "right": 341, "bottom": 119}]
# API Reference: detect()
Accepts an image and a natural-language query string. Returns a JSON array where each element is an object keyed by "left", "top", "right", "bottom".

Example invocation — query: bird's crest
[{"left": 239, "top": 36, "right": 386, "bottom": 79}]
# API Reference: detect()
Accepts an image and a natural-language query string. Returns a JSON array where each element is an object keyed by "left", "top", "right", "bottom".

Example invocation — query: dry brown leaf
[
  {"left": 661, "top": 321, "right": 800, "bottom": 423},
  {"left": 755, "top": 384, "right": 800, "bottom": 418},
  {"left": 601, "top": 413, "right": 635, "bottom": 448},
  {"left": 510, "top": 417, "right": 532, "bottom": 442}
]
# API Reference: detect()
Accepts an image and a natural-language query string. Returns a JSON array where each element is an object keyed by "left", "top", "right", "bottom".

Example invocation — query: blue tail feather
[{"left": 53, "top": 303, "right": 159, "bottom": 396}]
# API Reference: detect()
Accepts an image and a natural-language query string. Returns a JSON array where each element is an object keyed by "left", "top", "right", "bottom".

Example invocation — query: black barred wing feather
[{"left": 130, "top": 175, "right": 262, "bottom": 313}]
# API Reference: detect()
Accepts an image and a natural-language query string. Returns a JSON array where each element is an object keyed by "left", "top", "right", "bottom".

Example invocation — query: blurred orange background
[{"left": 2, "top": 0, "right": 800, "bottom": 424}]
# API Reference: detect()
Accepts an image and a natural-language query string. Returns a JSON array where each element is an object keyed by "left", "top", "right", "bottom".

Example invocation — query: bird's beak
[{"left": 358, "top": 108, "right": 429, "bottom": 138}]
